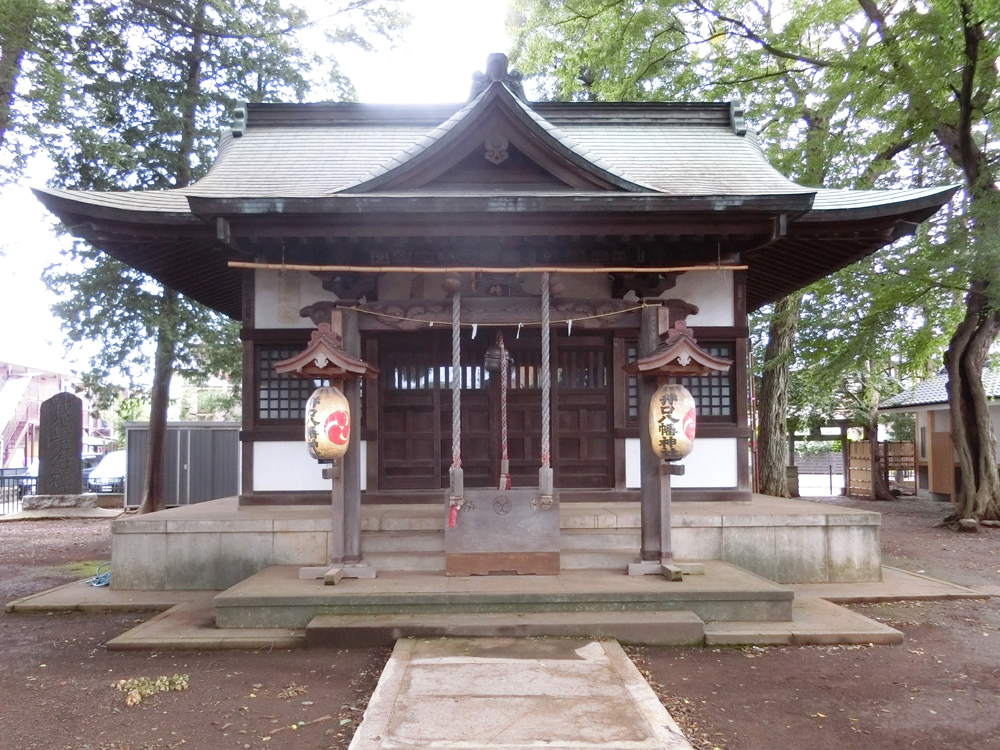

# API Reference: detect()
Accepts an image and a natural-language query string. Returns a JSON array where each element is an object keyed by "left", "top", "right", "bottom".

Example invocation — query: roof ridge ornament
[
  {"left": 470, "top": 53, "right": 527, "bottom": 103},
  {"left": 231, "top": 100, "right": 247, "bottom": 138},
  {"left": 729, "top": 96, "right": 747, "bottom": 137}
]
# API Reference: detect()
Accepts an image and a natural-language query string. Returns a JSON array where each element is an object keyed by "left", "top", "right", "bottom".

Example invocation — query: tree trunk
[
  {"left": 864, "top": 424, "right": 895, "bottom": 501},
  {"left": 943, "top": 284, "right": 1000, "bottom": 527},
  {"left": 757, "top": 293, "right": 801, "bottom": 496},
  {"left": 137, "top": 288, "right": 178, "bottom": 515},
  {"left": 136, "top": 4, "right": 203, "bottom": 515}
]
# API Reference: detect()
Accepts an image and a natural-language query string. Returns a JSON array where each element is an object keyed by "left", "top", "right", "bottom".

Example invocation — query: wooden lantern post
[
  {"left": 274, "top": 312, "right": 379, "bottom": 583},
  {"left": 624, "top": 315, "right": 732, "bottom": 580}
]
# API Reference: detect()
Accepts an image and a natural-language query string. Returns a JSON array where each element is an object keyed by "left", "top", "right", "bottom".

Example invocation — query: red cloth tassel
[{"left": 449, "top": 504, "right": 459, "bottom": 527}]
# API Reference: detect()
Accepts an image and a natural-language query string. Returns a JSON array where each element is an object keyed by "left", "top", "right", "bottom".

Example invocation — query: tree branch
[
  {"left": 691, "top": 0, "right": 834, "bottom": 68},
  {"left": 128, "top": 0, "right": 299, "bottom": 40}
]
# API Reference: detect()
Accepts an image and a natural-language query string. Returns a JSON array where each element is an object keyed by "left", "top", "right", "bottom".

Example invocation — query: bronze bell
[{"left": 485, "top": 344, "right": 513, "bottom": 372}]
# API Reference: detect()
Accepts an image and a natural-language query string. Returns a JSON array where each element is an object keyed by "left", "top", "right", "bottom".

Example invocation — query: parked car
[
  {"left": 87, "top": 450, "right": 126, "bottom": 493},
  {"left": 16, "top": 460, "right": 39, "bottom": 499},
  {"left": 81, "top": 453, "right": 103, "bottom": 482}
]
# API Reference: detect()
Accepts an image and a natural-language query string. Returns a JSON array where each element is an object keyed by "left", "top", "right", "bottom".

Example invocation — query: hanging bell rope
[
  {"left": 498, "top": 333, "right": 511, "bottom": 491},
  {"left": 449, "top": 288, "right": 463, "bottom": 526},
  {"left": 539, "top": 272, "right": 553, "bottom": 504}
]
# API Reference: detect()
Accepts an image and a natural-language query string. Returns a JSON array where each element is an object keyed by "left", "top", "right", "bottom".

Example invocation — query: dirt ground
[{"left": 1, "top": 496, "right": 998, "bottom": 750}]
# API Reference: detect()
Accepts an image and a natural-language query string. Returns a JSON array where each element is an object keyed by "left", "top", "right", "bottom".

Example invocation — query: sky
[{"left": 0, "top": 0, "right": 510, "bottom": 377}]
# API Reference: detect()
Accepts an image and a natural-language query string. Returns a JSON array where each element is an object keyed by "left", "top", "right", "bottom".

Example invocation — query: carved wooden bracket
[
  {"left": 610, "top": 272, "right": 680, "bottom": 299},
  {"left": 310, "top": 271, "right": 380, "bottom": 301}
]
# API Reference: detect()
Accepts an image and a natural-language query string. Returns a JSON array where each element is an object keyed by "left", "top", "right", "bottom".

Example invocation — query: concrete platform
[
  {"left": 213, "top": 562, "right": 794, "bottom": 629},
  {"left": 349, "top": 638, "right": 694, "bottom": 750},
  {"left": 791, "top": 565, "right": 986, "bottom": 602},
  {"left": 109, "top": 495, "right": 883, "bottom": 589},
  {"left": 704, "top": 597, "right": 903, "bottom": 645},
  {"left": 5, "top": 578, "right": 204, "bottom": 613},
  {"left": 8, "top": 564, "right": 975, "bottom": 648},
  {"left": 105, "top": 599, "right": 303, "bottom": 651}
]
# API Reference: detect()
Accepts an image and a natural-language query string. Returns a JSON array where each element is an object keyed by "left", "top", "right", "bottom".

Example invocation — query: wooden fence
[{"left": 847, "top": 441, "right": 916, "bottom": 496}]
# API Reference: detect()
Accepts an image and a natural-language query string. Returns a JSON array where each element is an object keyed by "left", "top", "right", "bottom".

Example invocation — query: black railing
[{"left": 0, "top": 472, "right": 35, "bottom": 515}]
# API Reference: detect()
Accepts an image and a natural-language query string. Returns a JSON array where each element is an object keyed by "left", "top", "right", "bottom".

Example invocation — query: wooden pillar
[
  {"left": 341, "top": 307, "right": 363, "bottom": 564},
  {"left": 840, "top": 424, "right": 850, "bottom": 496},
  {"left": 639, "top": 300, "right": 663, "bottom": 561},
  {"left": 327, "top": 457, "right": 345, "bottom": 564}
]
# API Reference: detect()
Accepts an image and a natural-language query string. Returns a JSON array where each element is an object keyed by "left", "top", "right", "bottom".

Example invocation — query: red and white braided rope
[{"left": 499, "top": 333, "right": 511, "bottom": 490}]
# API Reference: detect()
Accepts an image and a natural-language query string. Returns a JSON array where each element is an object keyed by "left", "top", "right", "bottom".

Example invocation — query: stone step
[
  {"left": 559, "top": 528, "right": 641, "bottom": 550},
  {"left": 305, "top": 610, "right": 705, "bottom": 647},
  {"left": 215, "top": 565, "right": 794, "bottom": 629},
  {"left": 362, "top": 530, "right": 445, "bottom": 553},
  {"left": 366, "top": 549, "right": 641, "bottom": 572}
]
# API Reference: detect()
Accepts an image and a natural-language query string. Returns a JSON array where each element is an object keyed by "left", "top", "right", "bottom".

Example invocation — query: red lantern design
[{"left": 305, "top": 386, "right": 352, "bottom": 460}]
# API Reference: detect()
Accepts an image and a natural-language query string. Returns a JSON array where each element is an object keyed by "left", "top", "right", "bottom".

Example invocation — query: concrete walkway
[{"left": 349, "top": 638, "right": 693, "bottom": 750}]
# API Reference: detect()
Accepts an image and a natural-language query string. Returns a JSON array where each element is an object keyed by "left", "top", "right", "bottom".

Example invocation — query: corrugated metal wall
[{"left": 125, "top": 422, "right": 240, "bottom": 507}]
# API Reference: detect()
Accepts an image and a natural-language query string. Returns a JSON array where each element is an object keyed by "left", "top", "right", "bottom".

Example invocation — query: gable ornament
[{"left": 470, "top": 53, "right": 527, "bottom": 102}]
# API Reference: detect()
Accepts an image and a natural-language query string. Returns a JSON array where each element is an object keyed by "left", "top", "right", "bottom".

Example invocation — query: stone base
[
  {"left": 109, "top": 495, "right": 883, "bottom": 590},
  {"left": 23, "top": 493, "right": 122, "bottom": 510}
]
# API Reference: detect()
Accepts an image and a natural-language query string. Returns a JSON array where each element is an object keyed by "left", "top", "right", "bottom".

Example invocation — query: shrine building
[{"left": 33, "top": 55, "right": 954, "bottom": 591}]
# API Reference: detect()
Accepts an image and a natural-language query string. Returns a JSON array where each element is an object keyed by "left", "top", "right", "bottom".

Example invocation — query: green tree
[
  {"left": 512, "top": 0, "right": 998, "bottom": 520},
  {"left": 42, "top": 0, "right": 406, "bottom": 513},
  {"left": 0, "top": 0, "right": 73, "bottom": 179}
]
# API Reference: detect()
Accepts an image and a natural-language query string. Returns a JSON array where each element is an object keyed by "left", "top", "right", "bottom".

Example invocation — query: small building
[{"left": 879, "top": 371, "right": 1000, "bottom": 502}]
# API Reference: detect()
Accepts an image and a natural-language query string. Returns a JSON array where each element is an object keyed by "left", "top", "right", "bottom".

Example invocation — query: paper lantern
[
  {"left": 649, "top": 384, "right": 696, "bottom": 460},
  {"left": 305, "top": 386, "right": 351, "bottom": 461}
]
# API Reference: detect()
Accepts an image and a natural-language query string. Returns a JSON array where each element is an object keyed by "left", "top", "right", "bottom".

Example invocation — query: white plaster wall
[
  {"left": 665, "top": 270, "right": 734, "bottom": 327},
  {"left": 625, "top": 438, "right": 641, "bottom": 488},
  {"left": 255, "top": 270, "right": 339, "bottom": 329},
  {"left": 253, "top": 441, "right": 329, "bottom": 491},
  {"left": 253, "top": 440, "right": 367, "bottom": 492},
  {"left": 672, "top": 437, "right": 739, "bottom": 488},
  {"left": 624, "top": 436, "right": 738, "bottom": 489},
  {"left": 931, "top": 408, "right": 950, "bottom": 432}
]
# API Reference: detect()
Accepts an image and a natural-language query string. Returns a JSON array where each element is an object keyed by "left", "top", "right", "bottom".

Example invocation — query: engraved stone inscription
[{"left": 37, "top": 392, "right": 83, "bottom": 495}]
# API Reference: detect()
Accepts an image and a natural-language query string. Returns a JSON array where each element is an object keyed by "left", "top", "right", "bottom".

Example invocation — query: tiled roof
[
  {"left": 37, "top": 92, "right": 821, "bottom": 209},
  {"left": 879, "top": 370, "right": 1000, "bottom": 409}
]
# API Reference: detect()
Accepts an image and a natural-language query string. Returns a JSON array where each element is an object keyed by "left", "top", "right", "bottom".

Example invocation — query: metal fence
[
  {"left": 0, "top": 470, "right": 35, "bottom": 516},
  {"left": 124, "top": 422, "right": 240, "bottom": 507}
]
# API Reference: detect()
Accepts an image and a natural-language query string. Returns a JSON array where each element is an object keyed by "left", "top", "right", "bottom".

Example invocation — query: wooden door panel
[
  {"left": 441, "top": 393, "right": 493, "bottom": 488},
  {"left": 377, "top": 328, "right": 616, "bottom": 493}
]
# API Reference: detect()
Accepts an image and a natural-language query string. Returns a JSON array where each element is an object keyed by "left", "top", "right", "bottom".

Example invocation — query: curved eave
[
  {"left": 745, "top": 185, "right": 958, "bottom": 311},
  {"left": 32, "top": 187, "right": 244, "bottom": 320}
]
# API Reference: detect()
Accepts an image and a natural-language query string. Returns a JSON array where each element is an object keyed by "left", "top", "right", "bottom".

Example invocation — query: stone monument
[{"left": 37, "top": 392, "right": 84, "bottom": 495}]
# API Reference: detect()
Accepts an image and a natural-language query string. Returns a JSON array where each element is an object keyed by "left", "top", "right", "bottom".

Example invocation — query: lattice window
[
  {"left": 556, "top": 348, "right": 608, "bottom": 389},
  {"left": 674, "top": 344, "right": 733, "bottom": 418},
  {"left": 257, "top": 347, "right": 328, "bottom": 421},
  {"left": 387, "top": 359, "right": 491, "bottom": 391},
  {"left": 626, "top": 342, "right": 639, "bottom": 419}
]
